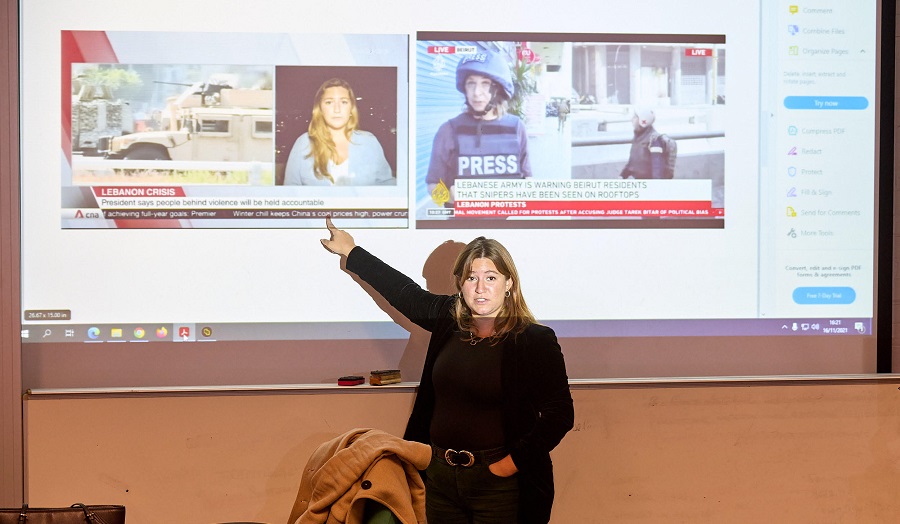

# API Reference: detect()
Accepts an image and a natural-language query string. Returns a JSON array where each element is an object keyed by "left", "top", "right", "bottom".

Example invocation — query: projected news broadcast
[
  {"left": 415, "top": 32, "right": 725, "bottom": 228},
  {"left": 61, "top": 31, "right": 408, "bottom": 229}
]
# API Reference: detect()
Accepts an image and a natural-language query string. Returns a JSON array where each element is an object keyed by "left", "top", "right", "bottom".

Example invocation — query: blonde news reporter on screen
[{"left": 284, "top": 78, "right": 394, "bottom": 186}]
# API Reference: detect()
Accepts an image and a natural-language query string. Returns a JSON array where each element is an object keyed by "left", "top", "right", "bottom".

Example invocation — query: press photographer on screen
[{"left": 427, "top": 50, "right": 533, "bottom": 206}]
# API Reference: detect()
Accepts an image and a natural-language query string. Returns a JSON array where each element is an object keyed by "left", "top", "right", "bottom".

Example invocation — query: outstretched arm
[{"left": 319, "top": 217, "right": 452, "bottom": 333}]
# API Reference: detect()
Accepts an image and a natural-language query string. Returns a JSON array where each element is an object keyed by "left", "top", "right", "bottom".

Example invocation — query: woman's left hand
[
  {"left": 321, "top": 216, "right": 356, "bottom": 257},
  {"left": 488, "top": 455, "right": 519, "bottom": 477}
]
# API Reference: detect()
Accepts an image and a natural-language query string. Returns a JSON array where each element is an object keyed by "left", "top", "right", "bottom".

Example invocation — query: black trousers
[{"left": 425, "top": 454, "right": 519, "bottom": 523}]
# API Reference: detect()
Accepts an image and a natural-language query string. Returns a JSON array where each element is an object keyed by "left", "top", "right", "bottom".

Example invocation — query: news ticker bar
[
  {"left": 65, "top": 209, "right": 409, "bottom": 220},
  {"left": 450, "top": 200, "right": 723, "bottom": 218},
  {"left": 68, "top": 204, "right": 722, "bottom": 220},
  {"left": 20, "top": 318, "right": 872, "bottom": 343},
  {"left": 74, "top": 181, "right": 726, "bottom": 220}
]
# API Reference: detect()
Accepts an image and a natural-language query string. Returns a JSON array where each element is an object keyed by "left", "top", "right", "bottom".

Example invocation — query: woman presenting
[
  {"left": 284, "top": 78, "right": 394, "bottom": 186},
  {"left": 321, "top": 217, "right": 574, "bottom": 524}
]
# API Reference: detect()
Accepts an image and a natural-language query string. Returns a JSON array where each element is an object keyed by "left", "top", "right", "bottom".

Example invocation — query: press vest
[{"left": 449, "top": 114, "right": 524, "bottom": 179}]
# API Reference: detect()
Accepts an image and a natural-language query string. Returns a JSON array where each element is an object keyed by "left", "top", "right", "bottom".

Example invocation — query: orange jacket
[{"left": 287, "top": 428, "right": 432, "bottom": 524}]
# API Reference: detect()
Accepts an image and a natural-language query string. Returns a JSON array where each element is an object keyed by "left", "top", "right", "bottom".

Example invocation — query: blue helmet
[{"left": 455, "top": 51, "right": 515, "bottom": 99}]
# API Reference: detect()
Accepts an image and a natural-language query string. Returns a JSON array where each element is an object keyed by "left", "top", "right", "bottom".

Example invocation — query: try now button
[
  {"left": 783, "top": 96, "right": 869, "bottom": 110},
  {"left": 793, "top": 287, "right": 856, "bottom": 304}
]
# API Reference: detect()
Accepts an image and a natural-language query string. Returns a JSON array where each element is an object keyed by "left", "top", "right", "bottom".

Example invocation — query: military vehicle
[{"left": 98, "top": 84, "right": 273, "bottom": 162}]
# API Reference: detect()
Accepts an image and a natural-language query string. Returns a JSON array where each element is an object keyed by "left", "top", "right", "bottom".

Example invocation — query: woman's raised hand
[{"left": 321, "top": 216, "right": 356, "bottom": 257}]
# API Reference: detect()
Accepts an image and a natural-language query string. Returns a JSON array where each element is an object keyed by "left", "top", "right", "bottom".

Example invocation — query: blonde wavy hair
[
  {"left": 306, "top": 78, "right": 359, "bottom": 183},
  {"left": 451, "top": 236, "right": 536, "bottom": 343}
]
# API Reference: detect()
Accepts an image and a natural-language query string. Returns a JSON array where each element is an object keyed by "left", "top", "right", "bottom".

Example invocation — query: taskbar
[{"left": 20, "top": 317, "right": 873, "bottom": 344}]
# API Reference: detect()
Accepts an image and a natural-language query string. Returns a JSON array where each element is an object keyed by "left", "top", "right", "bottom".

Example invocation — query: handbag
[{"left": 0, "top": 503, "right": 125, "bottom": 524}]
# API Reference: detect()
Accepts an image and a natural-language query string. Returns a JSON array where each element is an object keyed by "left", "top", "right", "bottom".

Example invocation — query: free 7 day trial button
[
  {"left": 793, "top": 286, "right": 856, "bottom": 304},
  {"left": 783, "top": 96, "right": 868, "bottom": 110}
]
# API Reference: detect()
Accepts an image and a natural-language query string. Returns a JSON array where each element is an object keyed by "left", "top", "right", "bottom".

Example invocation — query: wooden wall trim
[{"left": 0, "top": 0, "right": 23, "bottom": 507}]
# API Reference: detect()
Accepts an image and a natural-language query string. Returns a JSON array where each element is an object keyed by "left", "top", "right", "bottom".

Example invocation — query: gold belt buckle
[{"left": 444, "top": 448, "right": 475, "bottom": 467}]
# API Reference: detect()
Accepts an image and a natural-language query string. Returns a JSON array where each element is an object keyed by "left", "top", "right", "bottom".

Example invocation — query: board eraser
[{"left": 338, "top": 375, "right": 365, "bottom": 386}]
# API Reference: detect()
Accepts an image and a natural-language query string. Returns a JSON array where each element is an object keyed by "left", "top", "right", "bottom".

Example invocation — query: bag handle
[
  {"left": 15, "top": 502, "right": 113, "bottom": 523},
  {"left": 71, "top": 503, "right": 106, "bottom": 523}
]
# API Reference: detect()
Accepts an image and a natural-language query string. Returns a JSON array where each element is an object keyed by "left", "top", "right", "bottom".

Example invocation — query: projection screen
[{"left": 17, "top": 0, "right": 894, "bottom": 388}]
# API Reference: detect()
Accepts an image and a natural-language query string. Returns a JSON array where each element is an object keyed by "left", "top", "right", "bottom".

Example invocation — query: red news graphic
[
  {"left": 448, "top": 178, "right": 723, "bottom": 220},
  {"left": 685, "top": 48, "right": 714, "bottom": 57},
  {"left": 427, "top": 45, "right": 478, "bottom": 54},
  {"left": 454, "top": 200, "right": 724, "bottom": 217},
  {"left": 94, "top": 186, "right": 186, "bottom": 197},
  {"left": 86, "top": 186, "right": 408, "bottom": 221}
]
